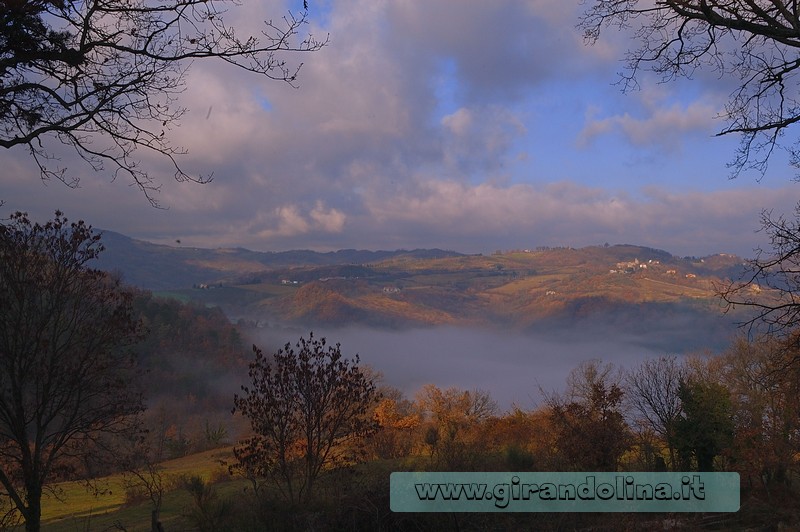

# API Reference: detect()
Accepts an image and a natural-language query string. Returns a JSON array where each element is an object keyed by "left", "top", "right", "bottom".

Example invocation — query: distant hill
[
  {"left": 93, "top": 233, "right": 755, "bottom": 342},
  {"left": 94, "top": 230, "right": 463, "bottom": 290},
  {"left": 248, "top": 245, "right": 750, "bottom": 330}
]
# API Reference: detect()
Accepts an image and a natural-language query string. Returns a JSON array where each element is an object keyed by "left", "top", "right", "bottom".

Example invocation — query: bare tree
[
  {"left": 721, "top": 335, "right": 800, "bottom": 490},
  {"left": 231, "top": 334, "right": 379, "bottom": 504},
  {"left": 626, "top": 356, "right": 686, "bottom": 470},
  {"left": 0, "top": 211, "right": 144, "bottom": 532},
  {"left": 122, "top": 461, "right": 166, "bottom": 532},
  {"left": 720, "top": 205, "right": 800, "bottom": 342},
  {"left": 581, "top": 1, "right": 800, "bottom": 177},
  {"left": 1, "top": 1, "right": 326, "bottom": 205},
  {"left": 0, "top": 489, "right": 21, "bottom": 530},
  {"left": 564, "top": 359, "right": 621, "bottom": 403}
]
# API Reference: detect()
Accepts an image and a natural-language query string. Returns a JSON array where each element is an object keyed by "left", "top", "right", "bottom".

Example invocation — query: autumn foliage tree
[
  {"left": 0, "top": 211, "right": 143, "bottom": 532},
  {"left": 415, "top": 385, "right": 497, "bottom": 470},
  {"left": 370, "top": 389, "right": 419, "bottom": 460},
  {"left": 231, "top": 334, "right": 379, "bottom": 504},
  {"left": 721, "top": 336, "right": 800, "bottom": 489}
]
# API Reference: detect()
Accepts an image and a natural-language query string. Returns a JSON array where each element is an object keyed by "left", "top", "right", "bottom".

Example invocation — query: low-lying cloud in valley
[{"left": 257, "top": 308, "right": 738, "bottom": 411}]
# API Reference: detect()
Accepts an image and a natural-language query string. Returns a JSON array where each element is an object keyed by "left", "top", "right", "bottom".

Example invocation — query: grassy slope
[
  {"left": 34, "top": 449, "right": 400, "bottom": 531},
  {"left": 34, "top": 449, "right": 236, "bottom": 531}
]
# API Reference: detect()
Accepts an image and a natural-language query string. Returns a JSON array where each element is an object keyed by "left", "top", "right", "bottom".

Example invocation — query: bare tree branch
[
  {"left": 581, "top": 0, "right": 800, "bottom": 178},
  {"left": 718, "top": 203, "right": 800, "bottom": 340},
  {"left": 1, "top": 1, "right": 327, "bottom": 206}
]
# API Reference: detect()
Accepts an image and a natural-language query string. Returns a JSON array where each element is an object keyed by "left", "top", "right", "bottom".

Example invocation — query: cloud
[
  {"left": 355, "top": 178, "right": 792, "bottom": 257},
  {"left": 442, "top": 108, "right": 473, "bottom": 136},
  {"left": 578, "top": 99, "right": 718, "bottom": 150},
  {"left": 440, "top": 106, "right": 527, "bottom": 176},
  {"left": 245, "top": 201, "right": 347, "bottom": 239},
  {"left": 0, "top": 0, "right": 794, "bottom": 263},
  {"left": 387, "top": 0, "right": 594, "bottom": 100},
  {"left": 310, "top": 201, "right": 347, "bottom": 233}
]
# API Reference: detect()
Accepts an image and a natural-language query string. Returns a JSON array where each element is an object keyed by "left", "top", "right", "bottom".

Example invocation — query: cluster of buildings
[
  {"left": 607, "top": 258, "right": 701, "bottom": 280},
  {"left": 609, "top": 258, "right": 661, "bottom": 274}
]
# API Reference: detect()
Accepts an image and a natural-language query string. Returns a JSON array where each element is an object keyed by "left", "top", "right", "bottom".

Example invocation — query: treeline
[
  {"left": 133, "top": 291, "right": 245, "bottom": 368},
  {"left": 370, "top": 336, "right": 800, "bottom": 486},
  {"left": 340, "top": 337, "right": 798, "bottom": 530},
  {"left": 92, "top": 292, "right": 800, "bottom": 529},
  {"left": 131, "top": 291, "right": 249, "bottom": 460},
  {"left": 6, "top": 238, "right": 795, "bottom": 530}
]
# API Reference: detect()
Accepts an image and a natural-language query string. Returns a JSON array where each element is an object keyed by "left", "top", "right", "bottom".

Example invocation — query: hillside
[
  {"left": 95, "top": 235, "right": 756, "bottom": 333},
  {"left": 94, "top": 230, "right": 462, "bottom": 290},
  {"left": 247, "top": 245, "right": 748, "bottom": 330}
]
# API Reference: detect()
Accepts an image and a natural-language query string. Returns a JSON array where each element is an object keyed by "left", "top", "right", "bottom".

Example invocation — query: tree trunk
[
  {"left": 151, "top": 509, "right": 164, "bottom": 532},
  {"left": 24, "top": 485, "right": 41, "bottom": 532}
]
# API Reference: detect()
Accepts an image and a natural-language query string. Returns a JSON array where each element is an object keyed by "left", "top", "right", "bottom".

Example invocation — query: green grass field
[
  {"left": 21, "top": 449, "right": 404, "bottom": 531},
  {"left": 21, "top": 449, "right": 237, "bottom": 531}
]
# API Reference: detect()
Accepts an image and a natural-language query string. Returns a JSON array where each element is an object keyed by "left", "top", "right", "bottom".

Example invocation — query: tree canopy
[{"left": 1, "top": 0, "right": 325, "bottom": 205}]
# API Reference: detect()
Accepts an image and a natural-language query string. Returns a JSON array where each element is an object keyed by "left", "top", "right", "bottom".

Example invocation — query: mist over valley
[
  {"left": 97, "top": 233, "right": 751, "bottom": 410},
  {"left": 260, "top": 317, "right": 738, "bottom": 410}
]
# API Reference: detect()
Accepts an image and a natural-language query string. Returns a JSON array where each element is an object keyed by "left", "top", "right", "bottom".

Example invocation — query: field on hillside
[
  {"left": 25, "top": 448, "right": 402, "bottom": 532},
  {"left": 29, "top": 449, "right": 236, "bottom": 531}
]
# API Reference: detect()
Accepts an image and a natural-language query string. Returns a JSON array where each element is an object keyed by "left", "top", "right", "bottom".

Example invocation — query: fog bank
[{"left": 252, "top": 319, "right": 737, "bottom": 411}]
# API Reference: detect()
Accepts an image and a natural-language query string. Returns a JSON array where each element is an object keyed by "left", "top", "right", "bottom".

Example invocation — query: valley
[{"left": 104, "top": 238, "right": 750, "bottom": 334}]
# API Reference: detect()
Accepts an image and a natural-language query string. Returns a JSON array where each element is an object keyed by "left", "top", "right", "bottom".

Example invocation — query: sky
[{"left": 3, "top": 0, "right": 800, "bottom": 258}]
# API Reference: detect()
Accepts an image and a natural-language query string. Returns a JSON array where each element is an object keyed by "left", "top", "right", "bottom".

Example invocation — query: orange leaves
[{"left": 374, "top": 398, "right": 420, "bottom": 431}]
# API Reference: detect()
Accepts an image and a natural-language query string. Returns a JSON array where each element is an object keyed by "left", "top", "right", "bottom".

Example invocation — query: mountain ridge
[{"left": 95, "top": 229, "right": 464, "bottom": 290}]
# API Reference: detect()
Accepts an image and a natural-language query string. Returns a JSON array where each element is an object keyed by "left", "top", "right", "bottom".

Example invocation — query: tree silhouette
[
  {"left": 626, "top": 356, "right": 686, "bottom": 470},
  {"left": 721, "top": 336, "right": 800, "bottom": 488},
  {"left": 231, "top": 333, "right": 379, "bottom": 504},
  {"left": 719, "top": 204, "right": 800, "bottom": 342},
  {"left": 0, "top": 211, "right": 143, "bottom": 532},
  {"left": 546, "top": 360, "right": 631, "bottom": 471},
  {"left": 1, "top": 1, "right": 326, "bottom": 205},
  {"left": 582, "top": 1, "right": 800, "bottom": 177}
]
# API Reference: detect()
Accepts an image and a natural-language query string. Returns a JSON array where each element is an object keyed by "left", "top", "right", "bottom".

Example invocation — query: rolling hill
[
  {"left": 94, "top": 230, "right": 462, "bottom": 290},
  {"left": 94, "top": 234, "right": 755, "bottom": 336}
]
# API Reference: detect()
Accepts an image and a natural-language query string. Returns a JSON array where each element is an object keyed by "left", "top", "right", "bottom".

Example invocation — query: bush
[
  {"left": 180, "top": 475, "right": 231, "bottom": 532},
  {"left": 505, "top": 445, "right": 536, "bottom": 471},
  {"left": 122, "top": 484, "right": 151, "bottom": 507}
]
